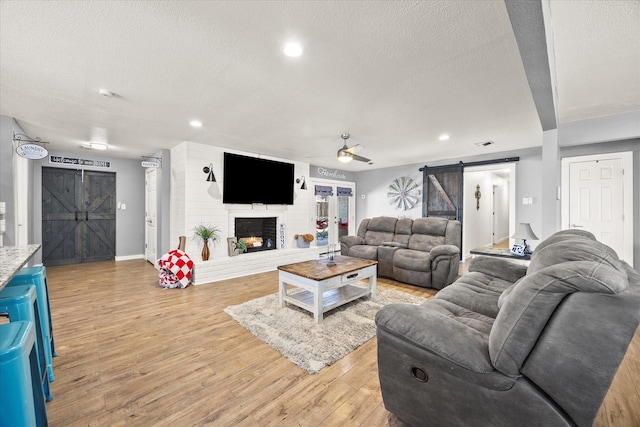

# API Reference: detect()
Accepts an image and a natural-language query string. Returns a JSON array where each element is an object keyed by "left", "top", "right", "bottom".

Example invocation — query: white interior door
[
  {"left": 145, "top": 168, "right": 157, "bottom": 265},
  {"left": 562, "top": 152, "right": 633, "bottom": 266},
  {"left": 13, "top": 141, "right": 29, "bottom": 245},
  {"left": 311, "top": 179, "right": 356, "bottom": 251}
]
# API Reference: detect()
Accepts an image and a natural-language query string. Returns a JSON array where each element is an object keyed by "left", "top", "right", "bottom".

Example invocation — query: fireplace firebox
[{"left": 234, "top": 217, "right": 277, "bottom": 253}]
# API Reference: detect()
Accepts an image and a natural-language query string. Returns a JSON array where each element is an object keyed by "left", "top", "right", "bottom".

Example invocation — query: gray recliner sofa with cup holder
[
  {"left": 375, "top": 229, "right": 640, "bottom": 427},
  {"left": 340, "top": 216, "right": 461, "bottom": 289}
]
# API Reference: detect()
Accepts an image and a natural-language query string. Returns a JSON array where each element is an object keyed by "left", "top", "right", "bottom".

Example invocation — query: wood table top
[{"left": 277, "top": 255, "right": 377, "bottom": 281}]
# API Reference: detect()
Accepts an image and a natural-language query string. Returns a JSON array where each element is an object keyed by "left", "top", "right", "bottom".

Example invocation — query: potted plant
[
  {"left": 294, "top": 233, "right": 315, "bottom": 248},
  {"left": 193, "top": 223, "right": 221, "bottom": 261},
  {"left": 235, "top": 239, "right": 248, "bottom": 254}
]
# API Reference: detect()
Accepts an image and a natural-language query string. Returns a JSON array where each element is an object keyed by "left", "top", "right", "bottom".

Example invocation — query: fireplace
[{"left": 234, "top": 217, "right": 277, "bottom": 253}]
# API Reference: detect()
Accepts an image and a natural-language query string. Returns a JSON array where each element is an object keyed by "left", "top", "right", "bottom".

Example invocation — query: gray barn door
[
  {"left": 42, "top": 167, "right": 116, "bottom": 266},
  {"left": 422, "top": 163, "right": 463, "bottom": 220}
]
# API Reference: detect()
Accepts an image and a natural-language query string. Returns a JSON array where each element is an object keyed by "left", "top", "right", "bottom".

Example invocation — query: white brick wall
[
  {"left": 171, "top": 141, "right": 320, "bottom": 284},
  {"left": 191, "top": 246, "right": 322, "bottom": 285}
]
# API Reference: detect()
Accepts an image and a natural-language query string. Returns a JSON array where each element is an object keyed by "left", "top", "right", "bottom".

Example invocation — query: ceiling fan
[{"left": 336, "top": 133, "right": 371, "bottom": 163}]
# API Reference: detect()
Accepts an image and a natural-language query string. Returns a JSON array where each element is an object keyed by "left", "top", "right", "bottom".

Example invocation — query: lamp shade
[{"left": 511, "top": 223, "right": 538, "bottom": 241}]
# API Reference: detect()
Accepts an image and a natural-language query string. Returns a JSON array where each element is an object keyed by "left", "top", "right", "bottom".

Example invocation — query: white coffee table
[{"left": 277, "top": 255, "right": 378, "bottom": 323}]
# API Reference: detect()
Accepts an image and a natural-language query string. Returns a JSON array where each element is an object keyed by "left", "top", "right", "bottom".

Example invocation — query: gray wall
[
  {"left": 354, "top": 146, "right": 542, "bottom": 227},
  {"left": 354, "top": 140, "right": 639, "bottom": 267},
  {"left": 1, "top": 114, "right": 154, "bottom": 263},
  {"left": 29, "top": 149, "right": 146, "bottom": 264}
]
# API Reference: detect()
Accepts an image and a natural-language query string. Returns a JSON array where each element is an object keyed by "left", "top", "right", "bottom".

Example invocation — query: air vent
[{"left": 475, "top": 141, "right": 494, "bottom": 147}]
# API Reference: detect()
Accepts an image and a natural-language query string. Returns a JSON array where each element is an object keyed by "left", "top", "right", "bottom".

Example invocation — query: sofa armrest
[
  {"left": 340, "top": 235, "right": 364, "bottom": 248},
  {"left": 429, "top": 244, "right": 461, "bottom": 277},
  {"left": 469, "top": 256, "right": 527, "bottom": 283},
  {"left": 376, "top": 303, "right": 516, "bottom": 389},
  {"left": 429, "top": 244, "right": 460, "bottom": 258}
]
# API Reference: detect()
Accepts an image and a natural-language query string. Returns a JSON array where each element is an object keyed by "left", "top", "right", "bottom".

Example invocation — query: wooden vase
[{"left": 201, "top": 239, "right": 210, "bottom": 261}]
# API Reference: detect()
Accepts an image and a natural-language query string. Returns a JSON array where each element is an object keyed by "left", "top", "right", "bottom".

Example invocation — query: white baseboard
[{"left": 115, "top": 254, "right": 145, "bottom": 261}]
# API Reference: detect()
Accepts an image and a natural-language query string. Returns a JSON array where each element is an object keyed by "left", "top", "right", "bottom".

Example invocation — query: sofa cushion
[
  {"left": 407, "top": 233, "right": 445, "bottom": 252},
  {"left": 393, "top": 249, "right": 432, "bottom": 272},
  {"left": 348, "top": 244, "right": 379, "bottom": 260},
  {"left": 427, "top": 299, "right": 496, "bottom": 335},
  {"left": 533, "top": 229, "right": 596, "bottom": 253},
  {"left": 393, "top": 218, "right": 413, "bottom": 246},
  {"left": 376, "top": 303, "right": 495, "bottom": 374},
  {"left": 412, "top": 217, "right": 448, "bottom": 235},
  {"left": 489, "top": 239, "right": 629, "bottom": 377},
  {"left": 407, "top": 217, "right": 448, "bottom": 251},
  {"left": 470, "top": 256, "right": 528, "bottom": 284},
  {"left": 436, "top": 271, "right": 514, "bottom": 318},
  {"left": 528, "top": 238, "right": 622, "bottom": 276},
  {"left": 356, "top": 218, "right": 371, "bottom": 238},
  {"left": 367, "top": 216, "right": 398, "bottom": 232},
  {"left": 364, "top": 217, "right": 398, "bottom": 246}
]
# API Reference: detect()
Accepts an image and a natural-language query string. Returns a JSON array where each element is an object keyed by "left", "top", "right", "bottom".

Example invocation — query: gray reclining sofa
[
  {"left": 340, "top": 216, "right": 461, "bottom": 289},
  {"left": 375, "top": 229, "right": 640, "bottom": 426}
]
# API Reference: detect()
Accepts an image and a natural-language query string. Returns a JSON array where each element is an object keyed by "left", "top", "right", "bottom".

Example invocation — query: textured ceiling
[
  {"left": 1, "top": 0, "right": 638, "bottom": 171},
  {"left": 550, "top": 0, "right": 640, "bottom": 123}
]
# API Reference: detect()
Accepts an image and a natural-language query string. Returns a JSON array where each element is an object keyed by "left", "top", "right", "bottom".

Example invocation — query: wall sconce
[
  {"left": 203, "top": 163, "right": 221, "bottom": 199},
  {"left": 296, "top": 175, "right": 307, "bottom": 190},
  {"left": 203, "top": 164, "right": 216, "bottom": 182}
]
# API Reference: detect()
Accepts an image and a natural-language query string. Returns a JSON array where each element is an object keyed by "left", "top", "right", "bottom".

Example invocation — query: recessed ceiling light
[
  {"left": 190, "top": 120, "right": 203, "bottom": 128},
  {"left": 438, "top": 134, "right": 450, "bottom": 141},
  {"left": 283, "top": 41, "right": 303, "bottom": 57}
]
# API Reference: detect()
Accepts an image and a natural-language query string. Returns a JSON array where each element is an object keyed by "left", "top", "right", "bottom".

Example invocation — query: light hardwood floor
[{"left": 40, "top": 258, "right": 639, "bottom": 426}]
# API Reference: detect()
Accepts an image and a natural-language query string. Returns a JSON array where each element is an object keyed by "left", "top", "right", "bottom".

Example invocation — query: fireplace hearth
[{"left": 234, "top": 217, "right": 277, "bottom": 253}]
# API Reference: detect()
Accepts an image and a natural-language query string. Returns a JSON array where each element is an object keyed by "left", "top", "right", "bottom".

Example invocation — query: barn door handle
[
  {"left": 85, "top": 211, "right": 89, "bottom": 221},
  {"left": 75, "top": 212, "right": 78, "bottom": 221}
]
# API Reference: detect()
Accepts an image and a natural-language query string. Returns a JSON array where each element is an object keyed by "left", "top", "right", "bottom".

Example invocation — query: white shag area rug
[{"left": 224, "top": 287, "right": 428, "bottom": 374}]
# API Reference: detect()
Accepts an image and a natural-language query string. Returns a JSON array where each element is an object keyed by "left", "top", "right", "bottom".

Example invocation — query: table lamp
[{"left": 511, "top": 223, "right": 539, "bottom": 255}]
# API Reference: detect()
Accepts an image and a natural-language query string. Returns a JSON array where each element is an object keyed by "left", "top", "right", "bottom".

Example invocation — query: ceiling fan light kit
[
  {"left": 336, "top": 133, "right": 371, "bottom": 164},
  {"left": 338, "top": 151, "right": 352, "bottom": 163}
]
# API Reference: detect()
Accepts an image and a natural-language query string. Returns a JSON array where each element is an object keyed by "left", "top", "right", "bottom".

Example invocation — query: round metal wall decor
[{"left": 387, "top": 176, "right": 420, "bottom": 210}]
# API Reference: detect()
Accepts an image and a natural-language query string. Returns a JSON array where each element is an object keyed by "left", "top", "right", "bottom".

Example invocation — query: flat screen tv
[{"left": 223, "top": 152, "right": 295, "bottom": 205}]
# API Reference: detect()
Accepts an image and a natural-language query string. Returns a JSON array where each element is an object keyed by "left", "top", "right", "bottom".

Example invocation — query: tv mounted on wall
[{"left": 223, "top": 152, "right": 295, "bottom": 205}]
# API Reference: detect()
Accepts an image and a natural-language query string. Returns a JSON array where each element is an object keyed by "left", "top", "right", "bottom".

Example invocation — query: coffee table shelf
[{"left": 284, "top": 284, "right": 371, "bottom": 315}]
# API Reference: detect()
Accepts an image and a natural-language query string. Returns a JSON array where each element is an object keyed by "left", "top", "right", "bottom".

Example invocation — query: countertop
[
  {"left": 0, "top": 244, "right": 42, "bottom": 290},
  {"left": 470, "top": 245, "right": 531, "bottom": 260}
]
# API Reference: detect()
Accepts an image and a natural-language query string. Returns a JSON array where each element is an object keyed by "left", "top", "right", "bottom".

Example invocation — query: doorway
[
  {"left": 41, "top": 167, "right": 116, "bottom": 266},
  {"left": 561, "top": 151, "right": 634, "bottom": 267},
  {"left": 145, "top": 168, "right": 158, "bottom": 265},
  {"left": 462, "top": 164, "right": 515, "bottom": 258},
  {"left": 309, "top": 179, "right": 356, "bottom": 251}
]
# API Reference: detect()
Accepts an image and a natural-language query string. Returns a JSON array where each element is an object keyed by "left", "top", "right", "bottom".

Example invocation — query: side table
[{"left": 470, "top": 245, "right": 531, "bottom": 262}]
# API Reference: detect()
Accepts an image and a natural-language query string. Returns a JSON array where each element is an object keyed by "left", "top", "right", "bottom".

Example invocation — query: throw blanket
[{"left": 157, "top": 249, "right": 193, "bottom": 288}]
